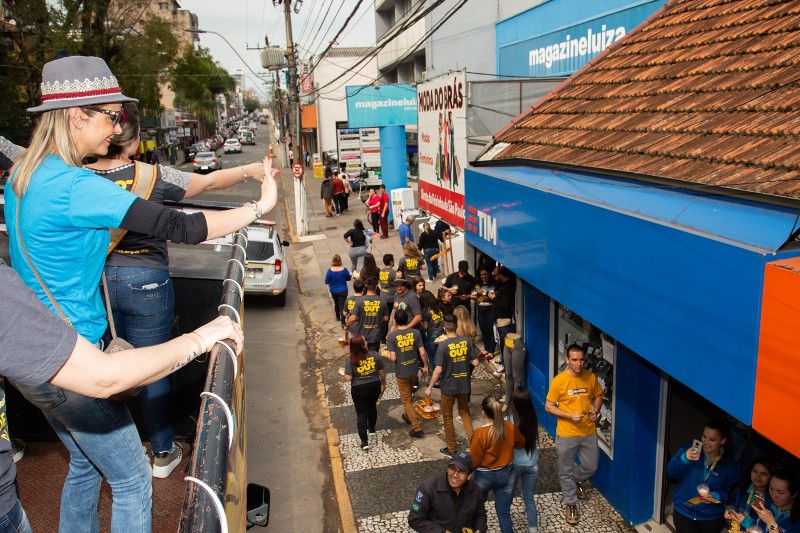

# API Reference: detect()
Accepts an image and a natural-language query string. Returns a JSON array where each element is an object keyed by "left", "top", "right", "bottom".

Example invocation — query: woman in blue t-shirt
[
  {"left": 5, "top": 56, "right": 278, "bottom": 533},
  {"left": 343, "top": 335, "right": 386, "bottom": 451},
  {"left": 325, "top": 254, "right": 352, "bottom": 325}
]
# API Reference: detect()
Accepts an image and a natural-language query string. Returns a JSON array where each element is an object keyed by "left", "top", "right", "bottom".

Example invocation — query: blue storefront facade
[{"left": 463, "top": 165, "right": 800, "bottom": 524}]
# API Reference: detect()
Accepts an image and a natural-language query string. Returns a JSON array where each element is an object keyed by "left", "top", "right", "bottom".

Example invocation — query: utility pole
[{"left": 280, "top": 0, "right": 307, "bottom": 236}]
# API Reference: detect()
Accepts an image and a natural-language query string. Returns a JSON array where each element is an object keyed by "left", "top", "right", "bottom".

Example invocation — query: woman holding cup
[
  {"left": 746, "top": 469, "right": 799, "bottom": 533},
  {"left": 725, "top": 458, "right": 774, "bottom": 532},
  {"left": 666, "top": 419, "right": 740, "bottom": 533}
]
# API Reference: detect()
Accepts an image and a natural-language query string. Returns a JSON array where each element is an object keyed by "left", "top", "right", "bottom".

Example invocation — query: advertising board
[
  {"left": 346, "top": 84, "right": 418, "bottom": 128},
  {"left": 417, "top": 72, "right": 467, "bottom": 229}
]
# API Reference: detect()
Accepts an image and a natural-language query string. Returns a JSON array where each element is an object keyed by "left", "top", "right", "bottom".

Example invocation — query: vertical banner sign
[
  {"left": 360, "top": 128, "right": 381, "bottom": 170},
  {"left": 337, "top": 128, "right": 362, "bottom": 174},
  {"left": 417, "top": 72, "right": 467, "bottom": 229}
]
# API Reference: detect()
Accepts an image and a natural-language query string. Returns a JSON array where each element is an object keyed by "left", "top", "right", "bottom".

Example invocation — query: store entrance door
[{"left": 659, "top": 379, "right": 726, "bottom": 527}]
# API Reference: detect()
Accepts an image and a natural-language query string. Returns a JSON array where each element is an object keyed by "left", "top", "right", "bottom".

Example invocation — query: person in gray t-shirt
[
  {"left": 425, "top": 314, "right": 480, "bottom": 455},
  {"left": 0, "top": 264, "right": 243, "bottom": 531},
  {"left": 347, "top": 277, "right": 386, "bottom": 351},
  {"left": 387, "top": 309, "right": 428, "bottom": 437},
  {"left": 391, "top": 279, "right": 422, "bottom": 331}
]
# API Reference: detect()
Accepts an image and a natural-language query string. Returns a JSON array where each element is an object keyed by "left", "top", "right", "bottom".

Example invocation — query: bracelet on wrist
[
  {"left": 185, "top": 332, "right": 206, "bottom": 356},
  {"left": 245, "top": 200, "right": 262, "bottom": 220},
  {"left": 241, "top": 165, "right": 250, "bottom": 181}
]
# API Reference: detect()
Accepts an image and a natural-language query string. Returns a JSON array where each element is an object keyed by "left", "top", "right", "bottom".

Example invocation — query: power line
[
  {"left": 314, "top": 0, "right": 468, "bottom": 99},
  {"left": 306, "top": 0, "right": 338, "bottom": 54},
  {"left": 307, "top": 0, "right": 437, "bottom": 96}
]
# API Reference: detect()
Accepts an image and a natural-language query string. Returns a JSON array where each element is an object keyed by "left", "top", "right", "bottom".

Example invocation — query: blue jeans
[
  {"left": 0, "top": 499, "right": 32, "bottom": 533},
  {"left": 104, "top": 266, "right": 175, "bottom": 453},
  {"left": 514, "top": 450, "right": 540, "bottom": 530},
  {"left": 473, "top": 465, "right": 515, "bottom": 533},
  {"left": 422, "top": 248, "right": 439, "bottom": 280},
  {"left": 10, "top": 381, "right": 152, "bottom": 533}
]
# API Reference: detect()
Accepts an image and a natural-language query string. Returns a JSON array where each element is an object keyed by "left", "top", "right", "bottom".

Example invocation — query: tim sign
[{"left": 417, "top": 72, "right": 467, "bottom": 229}]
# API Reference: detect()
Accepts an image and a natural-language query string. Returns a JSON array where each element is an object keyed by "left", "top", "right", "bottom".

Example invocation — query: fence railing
[{"left": 179, "top": 228, "right": 249, "bottom": 533}]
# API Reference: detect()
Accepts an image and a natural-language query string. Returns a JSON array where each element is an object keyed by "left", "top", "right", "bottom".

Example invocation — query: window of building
[{"left": 554, "top": 302, "right": 615, "bottom": 456}]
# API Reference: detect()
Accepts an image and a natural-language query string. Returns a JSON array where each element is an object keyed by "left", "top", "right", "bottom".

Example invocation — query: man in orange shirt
[{"left": 545, "top": 344, "right": 603, "bottom": 527}]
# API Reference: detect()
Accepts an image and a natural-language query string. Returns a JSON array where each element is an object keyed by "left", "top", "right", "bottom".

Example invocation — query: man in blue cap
[{"left": 408, "top": 451, "right": 487, "bottom": 533}]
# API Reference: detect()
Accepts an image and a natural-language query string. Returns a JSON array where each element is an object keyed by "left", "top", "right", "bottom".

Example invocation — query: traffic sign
[{"left": 292, "top": 164, "right": 304, "bottom": 178}]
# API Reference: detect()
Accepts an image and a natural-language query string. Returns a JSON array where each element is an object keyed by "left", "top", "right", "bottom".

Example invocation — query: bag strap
[
  {"left": 100, "top": 272, "right": 120, "bottom": 340},
  {"left": 107, "top": 161, "right": 158, "bottom": 255},
  {"left": 14, "top": 196, "right": 71, "bottom": 326}
]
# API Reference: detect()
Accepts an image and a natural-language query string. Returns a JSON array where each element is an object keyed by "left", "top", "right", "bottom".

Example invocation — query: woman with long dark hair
[
  {"left": 666, "top": 419, "right": 740, "bottom": 533},
  {"left": 343, "top": 334, "right": 386, "bottom": 451},
  {"left": 344, "top": 219, "right": 368, "bottom": 271},
  {"left": 725, "top": 457, "right": 773, "bottom": 530},
  {"left": 359, "top": 252, "right": 381, "bottom": 282},
  {"left": 84, "top": 101, "right": 276, "bottom": 478},
  {"left": 511, "top": 386, "right": 540, "bottom": 533},
  {"left": 470, "top": 395, "right": 524, "bottom": 533}
]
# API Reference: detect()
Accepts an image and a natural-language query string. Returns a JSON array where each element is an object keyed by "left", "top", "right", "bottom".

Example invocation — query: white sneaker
[{"left": 153, "top": 442, "right": 183, "bottom": 478}]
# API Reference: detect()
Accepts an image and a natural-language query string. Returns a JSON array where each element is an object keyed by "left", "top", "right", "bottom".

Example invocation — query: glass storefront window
[{"left": 554, "top": 303, "right": 616, "bottom": 456}]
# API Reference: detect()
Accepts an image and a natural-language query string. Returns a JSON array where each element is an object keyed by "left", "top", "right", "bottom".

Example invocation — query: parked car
[
  {"left": 192, "top": 151, "right": 222, "bottom": 174},
  {"left": 224, "top": 138, "right": 242, "bottom": 153},
  {"left": 185, "top": 142, "right": 206, "bottom": 161},
  {"left": 243, "top": 223, "right": 290, "bottom": 306},
  {"left": 240, "top": 131, "right": 255, "bottom": 145}
]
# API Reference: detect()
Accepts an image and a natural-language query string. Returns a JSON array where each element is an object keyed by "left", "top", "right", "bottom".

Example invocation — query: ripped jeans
[{"left": 104, "top": 266, "right": 175, "bottom": 454}]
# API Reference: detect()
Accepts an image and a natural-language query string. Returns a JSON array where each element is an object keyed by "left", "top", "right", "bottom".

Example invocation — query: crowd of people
[{"left": 0, "top": 55, "right": 278, "bottom": 531}]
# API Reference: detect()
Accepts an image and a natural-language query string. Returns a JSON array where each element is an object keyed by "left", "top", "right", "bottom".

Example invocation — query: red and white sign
[
  {"left": 292, "top": 163, "right": 304, "bottom": 178},
  {"left": 417, "top": 71, "right": 467, "bottom": 229}
]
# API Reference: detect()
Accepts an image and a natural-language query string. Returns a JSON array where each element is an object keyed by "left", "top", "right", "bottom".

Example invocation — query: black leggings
[
  {"left": 369, "top": 211, "right": 379, "bottom": 232},
  {"left": 331, "top": 291, "right": 347, "bottom": 324},
  {"left": 351, "top": 380, "right": 381, "bottom": 444},
  {"left": 672, "top": 512, "right": 726, "bottom": 533}
]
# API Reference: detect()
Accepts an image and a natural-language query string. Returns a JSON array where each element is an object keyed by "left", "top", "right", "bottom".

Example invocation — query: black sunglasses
[{"left": 83, "top": 106, "right": 125, "bottom": 127}]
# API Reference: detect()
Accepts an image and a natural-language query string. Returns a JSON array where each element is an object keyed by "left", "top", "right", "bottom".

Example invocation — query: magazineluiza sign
[
  {"left": 346, "top": 84, "right": 417, "bottom": 128},
  {"left": 417, "top": 72, "right": 467, "bottom": 229},
  {"left": 497, "top": 0, "right": 666, "bottom": 78}
]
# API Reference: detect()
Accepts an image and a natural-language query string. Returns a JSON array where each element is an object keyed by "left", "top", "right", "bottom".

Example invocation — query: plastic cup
[
  {"left": 745, "top": 526, "right": 763, "bottom": 533},
  {"left": 696, "top": 483, "right": 710, "bottom": 497}
]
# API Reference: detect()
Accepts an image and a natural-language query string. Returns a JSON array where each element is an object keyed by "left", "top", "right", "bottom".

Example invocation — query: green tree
[
  {"left": 243, "top": 94, "right": 262, "bottom": 114},
  {"left": 111, "top": 17, "right": 179, "bottom": 115},
  {"left": 170, "top": 48, "right": 234, "bottom": 136}
]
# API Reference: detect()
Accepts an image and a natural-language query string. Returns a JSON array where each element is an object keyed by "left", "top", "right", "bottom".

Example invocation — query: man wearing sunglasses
[{"left": 408, "top": 451, "right": 487, "bottom": 533}]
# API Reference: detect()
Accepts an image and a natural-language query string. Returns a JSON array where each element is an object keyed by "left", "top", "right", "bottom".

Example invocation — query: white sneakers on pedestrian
[{"left": 153, "top": 442, "right": 183, "bottom": 478}]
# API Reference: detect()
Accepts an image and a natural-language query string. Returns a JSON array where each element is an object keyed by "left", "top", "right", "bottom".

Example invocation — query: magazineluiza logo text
[
  {"left": 354, "top": 98, "right": 417, "bottom": 111},
  {"left": 529, "top": 25, "right": 626, "bottom": 69}
]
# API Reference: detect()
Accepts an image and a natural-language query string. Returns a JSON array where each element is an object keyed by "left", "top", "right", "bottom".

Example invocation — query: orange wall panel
[
  {"left": 754, "top": 257, "right": 800, "bottom": 458},
  {"left": 301, "top": 105, "right": 317, "bottom": 128}
]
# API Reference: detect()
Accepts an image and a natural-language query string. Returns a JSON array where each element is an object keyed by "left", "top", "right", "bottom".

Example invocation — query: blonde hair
[
  {"left": 403, "top": 240, "right": 423, "bottom": 260},
  {"left": 12, "top": 109, "right": 84, "bottom": 196},
  {"left": 454, "top": 305, "right": 475, "bottom": 340},
  {"left": 481, "top": 396, "right": 506, "bottom": 448}
]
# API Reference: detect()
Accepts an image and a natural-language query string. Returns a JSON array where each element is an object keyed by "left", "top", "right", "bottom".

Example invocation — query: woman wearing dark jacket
[
  {"left": 344, "top": 219, "right": 368, "bottom": 271},
  {"left": 666, "top": 419, "right": 740, "bottom": 533},
  {"left": 418, "top": 222, "right": 442, "bottom": 281}
]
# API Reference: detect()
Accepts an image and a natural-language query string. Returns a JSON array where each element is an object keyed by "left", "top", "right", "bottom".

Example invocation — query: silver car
[
  {"left": 192, "top": 151, "right": 222, "bottom": 174},
  {"left": 244, "top": 224, "right": 290, "bottom": 306},
  {"left": 224, "top": 138, "right": 242, "bottom": 153}
]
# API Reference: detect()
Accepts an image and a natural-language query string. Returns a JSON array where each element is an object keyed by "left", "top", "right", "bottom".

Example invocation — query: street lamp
[{"left": 185, "top": 28, "right": 271, "bottom": 85}]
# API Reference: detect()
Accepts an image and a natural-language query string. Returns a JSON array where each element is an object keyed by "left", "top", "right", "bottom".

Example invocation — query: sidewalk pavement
[{"left": 281, "top": 165, "right": 637, "bottom": 533}]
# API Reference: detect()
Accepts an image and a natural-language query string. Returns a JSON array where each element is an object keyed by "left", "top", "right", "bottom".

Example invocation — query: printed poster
[{"left": 417, "top": 71, "right": 467, "bottom": 229}]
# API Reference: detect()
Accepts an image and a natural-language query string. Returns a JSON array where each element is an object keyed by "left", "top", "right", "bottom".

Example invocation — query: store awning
[{"left": 474, "top": 165, "right": 799, "bottom": 253}]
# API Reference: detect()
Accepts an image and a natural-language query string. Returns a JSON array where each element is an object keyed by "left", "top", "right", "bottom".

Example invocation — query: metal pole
[{"left": 283, "top": 0, "right": 307, "bottom": 236}]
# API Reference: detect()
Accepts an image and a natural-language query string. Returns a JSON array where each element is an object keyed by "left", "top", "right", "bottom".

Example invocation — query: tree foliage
[
  {"left": 244, "top": 94, "right": 262, "bottom": 114},
  {"left": 170, "top": 48, "right": 235, "bottom": 135},
  {"left": 0, "top": 0, "right": 230, "bottom": 143}
]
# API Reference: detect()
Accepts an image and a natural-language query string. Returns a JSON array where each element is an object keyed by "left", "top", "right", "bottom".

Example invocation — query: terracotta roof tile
[{"left": 486, "top": 0, "right": 800, "bottom": 201}]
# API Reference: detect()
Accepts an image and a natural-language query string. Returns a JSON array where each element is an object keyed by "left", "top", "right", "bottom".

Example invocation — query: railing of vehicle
[{"left": 179, "top": 228, "right": 248, "bottom": 533}]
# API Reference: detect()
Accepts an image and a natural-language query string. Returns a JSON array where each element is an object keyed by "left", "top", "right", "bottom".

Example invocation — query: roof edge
[
  {"left": 470, "top": 157, "right": 800, "bottom": 212},
  {"left": 489, "top": 0, "right": 675, "bottom": 143}
]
